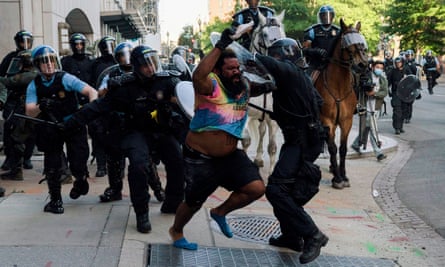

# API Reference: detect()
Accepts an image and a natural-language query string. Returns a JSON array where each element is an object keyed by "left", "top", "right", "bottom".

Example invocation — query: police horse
[
  {"left": 240, "top": 10, "right": 285, "bottom": 174},
  {"left": 314, "top": 19, "right": 368, "bottom": 189}
]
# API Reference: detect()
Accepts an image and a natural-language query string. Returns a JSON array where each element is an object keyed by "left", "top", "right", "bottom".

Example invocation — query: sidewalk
[{"left": 0, "top": 127, "right": 438, "bottom": 266}]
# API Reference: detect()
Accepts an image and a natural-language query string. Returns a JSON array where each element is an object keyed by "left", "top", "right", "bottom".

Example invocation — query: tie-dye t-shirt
[{"left": 189, "top": 73, "right": 249, "bottom": 139}]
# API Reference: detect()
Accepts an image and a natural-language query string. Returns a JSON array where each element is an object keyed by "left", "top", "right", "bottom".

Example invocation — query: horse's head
[
  {"left": 339, "top": 18, "right": 368, "bottom": 73},
  {"left": 250, "top": 10, "right": 286, "bottom": 54}
]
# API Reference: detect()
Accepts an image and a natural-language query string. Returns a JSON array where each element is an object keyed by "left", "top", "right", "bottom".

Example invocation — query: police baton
[{"left": 12, "top": 113, "right": 61, "bottom": 128}]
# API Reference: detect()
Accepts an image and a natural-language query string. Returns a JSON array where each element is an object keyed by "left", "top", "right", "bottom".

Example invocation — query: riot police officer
[
  {"left": 89, "top": 36, "right": 117, "bottom": 177},
  {"left": 303, "top": 5, "right": 340, "bottom": 71},
  {"left": 92, "top": 36, "right": 116, "bottom": 87},
  {"left": 0, "top": 30, "right": 35, "bottom": 172},
  {"left": 25, "top": 45, "right": 97, "bottom": 214},
  {"left": 166, "top": 46, "right": 193, "bottom": 81},
  {"left": 0, "top": 50, "right": 38, "bottom": 181},
  {"left": 387, "top": 56, "right": 413, "bottom": 134},
  {"left": 63, "top": 45, "right": 186, "bottom": 233},
  {"left": 232, "top": 0, "right": 275, "bottom": 50},
  {"left": 255, "top": 38, "right": 328, "bottom": 265}
]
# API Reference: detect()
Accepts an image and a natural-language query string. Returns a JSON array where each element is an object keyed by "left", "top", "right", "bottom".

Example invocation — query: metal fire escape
[{"left": 101, "top": 0, "right": 159, "bottom": 39}]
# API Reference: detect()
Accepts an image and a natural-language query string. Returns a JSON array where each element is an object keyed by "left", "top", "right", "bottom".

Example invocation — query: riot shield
[
  {"left": 95, "top": 64, "right": 120, "bottom": 89},
  {"left": 172, "top": 54, "right": 193, "bottom": 80},
  {"left": 396, "top": 74, "right": 421, "bottom": 103},
  {"left": 175, "top": 81, "right": 195, "bottom": 119}
]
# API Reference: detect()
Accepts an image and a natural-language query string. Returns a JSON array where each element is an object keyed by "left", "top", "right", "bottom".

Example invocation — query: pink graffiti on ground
[
  {"left": 327, "top": 216, "right": 365, "bottom": 220},
  {"left": 45, "top": 261, "right": 53, "bottom": 267},
  {"left": 365, "top": 224, "right": 379, "bottom": 229},
  {"left": 65, "top": 230, "right": 72, "bottom": 238}
]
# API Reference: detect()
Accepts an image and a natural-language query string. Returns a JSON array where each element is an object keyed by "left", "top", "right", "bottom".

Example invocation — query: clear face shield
[
  {"left": 72, "top": 40, "right": 86, "bottom": 54},
  {"left": 100, "top": 40, "right": 116, "bottom": 56},
  {"left": 20, "top": 36, "right": 33, "bottom": 50},
  {"left": 116, "top": 46, "right": 132, "bottom": 66},
  {"left": 137, "top": 51, "right": 163, "bottom": 78},
  {"left": 35, "top": 53, "right": 62, "bottom": 75},
  {"left": 318, "top": 12, "right": 334, "bottom": 26}
]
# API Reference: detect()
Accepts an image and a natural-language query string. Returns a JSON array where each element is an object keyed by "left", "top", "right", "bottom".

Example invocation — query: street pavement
[{"left": 0, "top": 122, "right": 443, "bottom": 266}]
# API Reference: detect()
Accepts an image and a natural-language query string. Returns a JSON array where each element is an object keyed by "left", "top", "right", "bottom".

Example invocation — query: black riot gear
[
  {"left": 131, "top": 45, "right": 162, "bottom": 80},
  {"left": 98, "top": 36, "right": 116, "bottom": 56},
  {"left": 69, "top": 33, "right": 87, "bottom": 55},
  {"left": 14, "top": 30, "right": 33, "bottom": 50},
  {"left": 268, "top": 38, "right": 307, "bottom": 68}
]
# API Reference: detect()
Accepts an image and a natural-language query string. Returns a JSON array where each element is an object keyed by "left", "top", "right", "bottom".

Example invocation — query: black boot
[
  {"left": 44, "top": 199, "right": 64, "bottom": 214},
  {"left": 0, "top": 187, "right": 5, "bottom": 197},
  {"left": 136, "top": 212, "right": 152, "bottom": 233},
  {"left": 99, "top": 158, "right": 124, "bottom": 202},
  {"left": 300, "top": 230, "right": 329, "bottom": 264},
  {"left": 269, "top": 235, "right": 303, "bottom": 252},
  {"left": 70, "top": 177, "right": 89, "bottom": 199},
  {"left": 23, "top": 159, "right": 33, "bottom": 169},
  {"left": 1, "top": 168, "right": 24, "bottom": 181},
  {"left": 44, "top": 171, "right": 64, "bottom": 214},
  {"left": 95, "top": 166, "right": 107, "bottom": 177},
  {"left": 147, "top": 162, "right": 165, "bottom": 202}
]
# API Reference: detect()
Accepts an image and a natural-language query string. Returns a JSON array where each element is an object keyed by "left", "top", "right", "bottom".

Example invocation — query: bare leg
[{"left": 169, "top": 202, "right": 199, "bottom": 250}]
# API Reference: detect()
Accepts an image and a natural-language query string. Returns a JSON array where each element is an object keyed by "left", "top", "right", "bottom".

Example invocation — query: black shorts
[{"left": 183, "top": 145, "right": 262, "bottom": 207}]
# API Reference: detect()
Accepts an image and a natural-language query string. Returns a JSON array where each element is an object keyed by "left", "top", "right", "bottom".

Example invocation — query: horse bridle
[
  {"left": 338, "top": 29, "right": 368, "bottom": 73},
  {"left": 251, "top": 19, "right": 282, "bottom": 54}
]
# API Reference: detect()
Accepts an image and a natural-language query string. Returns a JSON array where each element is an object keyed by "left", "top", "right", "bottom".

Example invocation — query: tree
[{"left": 383, "top": 0, "right": 445, "bottom": 54}]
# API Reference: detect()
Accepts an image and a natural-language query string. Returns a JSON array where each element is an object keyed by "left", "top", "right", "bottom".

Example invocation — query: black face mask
[{"left": 218, "top": 73, "right": 246, "bottom": 97}]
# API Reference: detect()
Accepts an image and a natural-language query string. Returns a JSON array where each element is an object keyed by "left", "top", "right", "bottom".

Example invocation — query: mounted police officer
[
  {"left": 232, "top": 0, "right": 275, "bottom": 50},
  {"left": 0, "top": 30, "right": 35, "bottom": 173},
  {"left": 254, "top": 38, "right": 328, "bottom": 264},
  {"left": 25, "top": 45, "right": 97, "bottom": 214},
  {"left": 0, "top": 50, "right": 38, "bottom": 181},
  {"left": 303, "top": 5, "right": 340, "bottom": 73},
  {"left": 63, "top": 45, "right": 186, "bottom": 233}
]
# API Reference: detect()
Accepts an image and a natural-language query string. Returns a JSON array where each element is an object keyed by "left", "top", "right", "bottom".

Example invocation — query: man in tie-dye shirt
[{"left": 169, "top": 28, "right": 265, "bottom": 250}]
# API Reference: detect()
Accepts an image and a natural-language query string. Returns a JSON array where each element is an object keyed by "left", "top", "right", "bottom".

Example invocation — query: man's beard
[{"left": 218, "top": 73, "right": 246, "bottom": 97}]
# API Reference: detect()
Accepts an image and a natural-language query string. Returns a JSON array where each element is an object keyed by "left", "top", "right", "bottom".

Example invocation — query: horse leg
[
  {"left": 266, "top": 117, "right": 278, "bottom": 175},
  {"left": 254, "top": 120, "right": 266, "bottom": 168},
  {"left": 339, "top": 125, "right": 353, "bottom": 187}
]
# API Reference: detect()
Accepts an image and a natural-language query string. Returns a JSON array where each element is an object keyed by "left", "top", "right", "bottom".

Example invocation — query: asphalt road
[{"left": 378, "top": 76, "right": 445, "bottom": 238}]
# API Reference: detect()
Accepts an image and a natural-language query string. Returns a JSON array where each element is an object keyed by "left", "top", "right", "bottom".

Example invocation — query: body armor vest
[
  {"left": 34, "top": 72, "right": 78, "bottom": 122},
  {"left": 306, "top": 24, "right": 340, "bottom": 52}
]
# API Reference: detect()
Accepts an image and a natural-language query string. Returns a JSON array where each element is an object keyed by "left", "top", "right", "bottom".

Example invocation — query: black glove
[
  {"left": 304, "top": 48, "right": 328, "bottom": 60},
  {"left": 58, "top": 117, "right": 83, "bottom": 137},
  {"left": 39, "top": 98, "right": 55, "bottom": 113},
  {"left": 215, "top": 28, "right": 235, "bottom": 50}
]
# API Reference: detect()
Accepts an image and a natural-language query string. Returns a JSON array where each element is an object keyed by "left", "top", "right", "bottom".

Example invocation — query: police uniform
[
  {"left": 26, "top": 71, "right": 91, "bottom": 210},
  {"left": 387, "top": 65, "right": 412, "bottom": 132},
  {"left": 66, "top": 71, "right": 186, "bottom": 226},
  {"left": 256, "top": 53, "right": 326, "bottom": 249},
  {"left": 303, "top": 23, "right": 340, "bottom": 69}
]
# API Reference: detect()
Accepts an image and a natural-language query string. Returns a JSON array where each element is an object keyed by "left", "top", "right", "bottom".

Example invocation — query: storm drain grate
[
  {"left": 216, "top": 215, "right": 281, "bottom": 244},
  {"left": 148, "top": 244, "right": 397, "bottom": 267}
]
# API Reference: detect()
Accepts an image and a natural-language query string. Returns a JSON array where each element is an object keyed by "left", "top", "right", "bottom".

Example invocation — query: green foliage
[
  {"left": 179, "top": 0, "right": 444, "bottom": 56},
  {"left": 383, "top": 0, "right": 445, "bottom": 54}
]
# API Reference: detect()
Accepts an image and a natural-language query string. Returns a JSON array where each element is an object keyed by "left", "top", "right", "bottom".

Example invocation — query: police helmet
[
  {"left": 31, "top": 45, "right": 62, "bottom": 75},
  {"left": 14, "top": 30, "right": 33, "bottom": 50},
  {"left": 131, "top": 45, "right": 162, "bottom": 79},
  {"left": 171, "top": 46, "right": 188, "bottom": 62},
  {"left": 394, "top": 56, "right": 404, "bottom": 66},
  {"left": 267, "top": 38, "right": 307, "bottom": 68},
  {"left": 114, "top": 42, "right": 133, "bottom": 68},
  {"left": 405, "top": 49, "right": 414, "bottom": 56},
  {"left": 425, "top": 50, "right": 433, "bottom": 57},
  {"left": 69, "top": 33, "right": 87, "bottom": 55},
  {"left": 98, "top": 36, "right": 116, "bottom": 56},
  {"left": 318, "top": 5, "right": 335, "bottom": 26}
]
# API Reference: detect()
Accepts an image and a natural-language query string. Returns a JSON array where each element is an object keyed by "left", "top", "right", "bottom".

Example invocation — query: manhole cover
[{"left": 212, "top": 215, "right": 281, "bottom": 244}]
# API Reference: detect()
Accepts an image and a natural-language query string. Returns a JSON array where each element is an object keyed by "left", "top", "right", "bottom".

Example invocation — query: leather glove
[
  {"left": 39, "top": 98, "right": 55, "bottom": 113},
  {"left": 303, "top": 48, "right": 328, "bottom": 60},
  {"left": 215, "top": 28, "right": 235, "bottom": 50}
]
